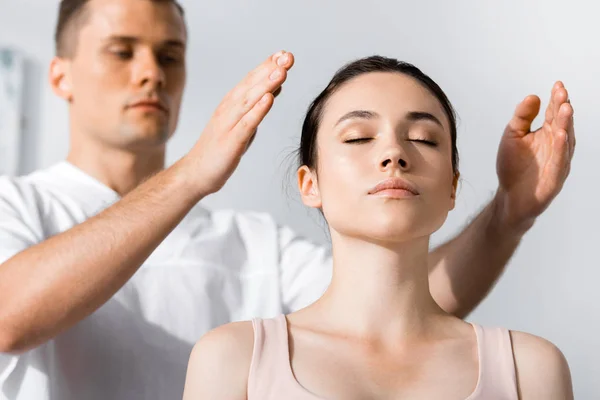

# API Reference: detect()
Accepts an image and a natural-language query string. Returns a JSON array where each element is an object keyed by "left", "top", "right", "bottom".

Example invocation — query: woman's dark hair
[{"left": 298, "top": 55, "right": 459, "bottom": 175}]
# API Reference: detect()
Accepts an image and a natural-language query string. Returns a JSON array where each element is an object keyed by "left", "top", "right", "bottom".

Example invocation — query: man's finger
[
  {"left": 554, "top": 102, "right": 572, "bottom": 134},
  {"left": 545, "top": 82, "right": 561, "bottom": 124},
  {"left": 558, "top": 101, "right": 576, "bottom": 159},
  {"left": 552, "top": 103, "right": 573, "bottom": 131},
  {"left": 568, "top": 117, "right": 575, "bottom": 160},
  {"left": 552, "top": 90, "right": 575, "bottom": 159},
  {"left": 229, "top": 51, "right": 294, "bottom": 103},
  {"left": 216, "top": 52, "right": 292, "bottom": 131},
  {"left": 544, "top": 127, "right": 570, "bottom": 196},
  {"left": 245, "top": 129, "right": 257, "bottom": 151},
  {"left": 553, "top": 86, "right": 568, "bottom": 124},
  {"left": 222, "top": 66, "right": 287, "bottom": 131},
  {"left": 243, "top": 86, "right": 284, "bottom": 148},
  {"left": 507, "top": 95, "right": 541, "bottom": 136},
  {"left": 231, "top": 93, "right": 274, "bottom": 147}
]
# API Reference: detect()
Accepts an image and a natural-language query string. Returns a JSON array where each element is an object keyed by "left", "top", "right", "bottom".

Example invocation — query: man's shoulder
[
  {"left": 0, "top": 163, "right": 103, "bottom": 234},
  {"left": 0, "top": 169, "right": 49, "bottom": 208},
  {"left": 0, "top": 163, "right": 68, "bottom": 198},
  {"left": 0, "top": 167, "right": 66, "bottom": 253},
  {"left": 1, "top": 163, "right": 82, "bottom": 209}
]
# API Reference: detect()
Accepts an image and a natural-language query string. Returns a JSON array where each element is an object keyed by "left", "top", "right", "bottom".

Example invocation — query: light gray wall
[{"left": 1, "top": 0, "right": 598, "bottom": 397}]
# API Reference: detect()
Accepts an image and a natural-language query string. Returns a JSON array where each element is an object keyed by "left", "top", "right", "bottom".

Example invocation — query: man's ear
[{"left": 49, "top": 57, "right": 73, "bottom": 101}]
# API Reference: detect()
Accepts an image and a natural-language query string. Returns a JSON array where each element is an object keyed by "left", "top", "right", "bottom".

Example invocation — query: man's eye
[
  {"left": 158, "top": 54, "right": 182, "bottom": 65},
  {"left": 111, "top": 49, "right": 133, "bottom": 60}
]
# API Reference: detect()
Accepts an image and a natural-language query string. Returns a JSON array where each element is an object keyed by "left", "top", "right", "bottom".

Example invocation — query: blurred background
[{"left": 1, "top": 0, "right": 598, "bottom": 397}]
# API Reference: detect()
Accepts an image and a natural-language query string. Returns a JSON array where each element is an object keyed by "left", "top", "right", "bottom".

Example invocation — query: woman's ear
[
  {"left": 298, "top": 165, "right": 322, "bottom": 208},
  {"left": 449, "top": 171, "right": 460, "bottom": 211}
]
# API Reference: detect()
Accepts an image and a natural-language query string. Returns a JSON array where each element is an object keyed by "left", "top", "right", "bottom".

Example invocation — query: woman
[{"left": 182, "top": 56, "right": 573, "bottom": 399}]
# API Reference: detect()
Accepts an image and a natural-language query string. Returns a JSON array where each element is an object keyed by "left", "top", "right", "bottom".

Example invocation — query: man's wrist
[
  {"left": 489, "top": 189, "right": 535, "bottom": 240},
  {"left": 163, "top": 157, "right": 210, "bottom": 205}
]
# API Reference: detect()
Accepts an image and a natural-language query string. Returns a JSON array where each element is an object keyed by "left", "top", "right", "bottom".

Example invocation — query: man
[{"left": 0, "top": 0, "right": 575, "bottom": 399}]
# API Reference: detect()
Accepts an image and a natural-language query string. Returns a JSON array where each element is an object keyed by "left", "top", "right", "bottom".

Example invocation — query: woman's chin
[
  {"left": 327, "top": 212, "right": 444, "bottom": 244},
  {"left": 335, "top": 227, "right": 433, "bottom": 245}
]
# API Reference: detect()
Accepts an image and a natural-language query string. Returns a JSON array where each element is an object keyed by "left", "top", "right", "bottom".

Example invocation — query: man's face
[{"left": 53, "top": 0, "right": 187, "bottom": 151}]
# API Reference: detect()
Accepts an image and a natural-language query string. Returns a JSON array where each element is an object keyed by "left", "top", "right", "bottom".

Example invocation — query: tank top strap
[
  {"left": 468, "top": 324, "right": 518, "bottom": 399},
  {"left": 248, "top": 315, "right": 298, "bottom": 399}
]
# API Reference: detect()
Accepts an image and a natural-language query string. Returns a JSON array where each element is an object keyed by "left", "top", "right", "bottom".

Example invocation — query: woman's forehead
[{"left": 322, "top": 72, "right": 449, "bottom": 129}]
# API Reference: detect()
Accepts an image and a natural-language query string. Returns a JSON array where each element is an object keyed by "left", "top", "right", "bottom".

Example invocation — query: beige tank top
[{"left": 248, "top": 314, "right": 518, "bottom": 399}]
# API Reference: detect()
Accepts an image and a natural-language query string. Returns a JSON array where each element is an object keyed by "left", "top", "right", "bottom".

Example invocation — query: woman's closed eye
[
  {"left": 344, "top": 137, "right": 373, "bottom": 144},
  {"left": 408, "top": 138, "right": 438, "bottom": 147}
]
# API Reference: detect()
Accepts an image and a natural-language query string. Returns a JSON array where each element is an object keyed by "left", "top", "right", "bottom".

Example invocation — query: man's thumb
[{"left": 506, "top": 95, "right": 541, "bottom": 137}]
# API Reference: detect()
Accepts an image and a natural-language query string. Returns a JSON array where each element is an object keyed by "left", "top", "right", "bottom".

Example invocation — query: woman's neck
[{"left": 312, "top": 231, "right": 447, "bottom": 343}]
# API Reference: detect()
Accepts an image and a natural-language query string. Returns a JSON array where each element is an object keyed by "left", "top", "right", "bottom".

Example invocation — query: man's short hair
[{"left": 54, "top": 0, "right": 185, "bottom": 57}]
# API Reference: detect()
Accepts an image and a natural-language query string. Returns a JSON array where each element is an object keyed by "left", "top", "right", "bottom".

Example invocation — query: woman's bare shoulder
[
  {"left": 182, "top": 321, "right": 255, "bottom": 400},
  {"left": 510, "top": 330, "right": 573, "bottom": 400}
]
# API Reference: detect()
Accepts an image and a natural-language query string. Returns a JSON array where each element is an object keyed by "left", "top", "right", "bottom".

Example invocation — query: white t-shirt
[{"left": 0, "top": 162, "right": 332, "bottom": 400}]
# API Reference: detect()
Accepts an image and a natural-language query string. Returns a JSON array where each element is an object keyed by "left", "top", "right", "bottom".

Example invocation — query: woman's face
[{"left": 299, "top": 72, "right": 458, "bottom": 244}]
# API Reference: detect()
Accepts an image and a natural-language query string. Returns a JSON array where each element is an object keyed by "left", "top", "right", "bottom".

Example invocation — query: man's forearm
[
  {"left": 0, "top": 158, "right": 203, "bottom": 353},
  {"left": 428, "top": 192, "right": 527, "bottom": 318}
]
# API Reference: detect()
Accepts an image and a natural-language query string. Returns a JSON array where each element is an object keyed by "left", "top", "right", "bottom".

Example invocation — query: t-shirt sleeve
[
  {"left": 0, "top": 352, "right": 20, "bottom": 394},
  {"left": 0, "top": 177, "right": 41, "bottom": 265},
  {"left": 0, "top": 178, "right": 41, "bottom": 390},
  {"left": 277, "top": 224, "right": 333, "bottom": 313}
]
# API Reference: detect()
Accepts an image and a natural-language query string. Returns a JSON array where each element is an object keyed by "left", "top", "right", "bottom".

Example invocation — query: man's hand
[
  {"left": 427, "top": 82, "right": 574, "bottom": 317},
  {"left": 494, "top": 81, "right": 575, "bottom": 234},
  {"left": 184, "top": 51, "right": 295, "bottom": 197}
]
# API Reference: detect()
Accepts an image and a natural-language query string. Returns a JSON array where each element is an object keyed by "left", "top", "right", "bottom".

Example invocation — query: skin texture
[
  {"left": 1, "top": 1, "right": 575, "bottom": 380},
  {"left": 183, "top": 73, "right": 574, "bottom": 399},
  {"left": 0, "top": 0, "right": 293, "bottom": 353}
]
